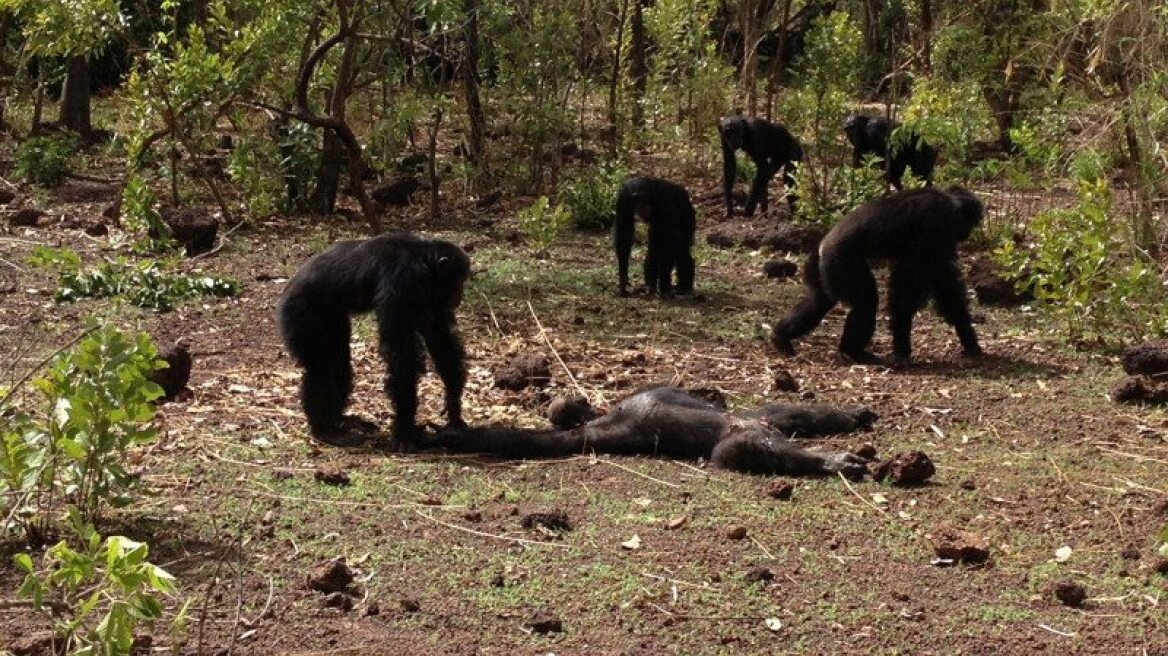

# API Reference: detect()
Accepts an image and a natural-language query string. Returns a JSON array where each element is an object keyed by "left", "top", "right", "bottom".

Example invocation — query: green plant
[
  {"left": 29, "top": 246, "right": 239, "bottom": 312},
  {"left": 119, "top": 174, "right": 173, "bottom": 252},
  {"left": 994, "top": 151, "right": 1168, "bottom": 346},
  {"left": 557, "top": 159, "right": 627, "bottom": 231},
  {"left": 15, "top": 509, "right": 187, "bottom": 655},
  {"left": 15, "top": 133, "right": 79, "bottom": 187},
  {"left": 791, "top": 157, "right": 886, "bottom": 227},
  {"left": 517, "top": 196, "right": 571, "bottom": 254},
  {"left": 0, "top": 326, "right": 163, "bottom": 541}
]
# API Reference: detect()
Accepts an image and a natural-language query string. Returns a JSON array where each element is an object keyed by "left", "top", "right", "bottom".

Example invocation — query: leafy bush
[
  {"left": 791, "top": 157, "right": 886, "bottom": 227},
  {"left": 994, "top": 151, "right": 1168, "bottom": 346},
  {"left": 557, "top": 160, "right": 627, "bottom": 230},
  {"left": 15, "top": 133, "right": 78, "bottom": 187},
  {"left": 517, "top": 196, "right": 571, "bottom": 254},
  {"left": 30, "top": 246, "right": 239, "bottom": 311},
  {"left": 120, "top": 174, "right": 172, "bottom": 250},
  {"left": 1, "top": 326, "right": 163, "bottom": 540},
  {"left": 226, "top": 134, "right": 283, "bottom": 218},
  {"left": 16, "top": 510, "right": 187, "bottom": 655}
]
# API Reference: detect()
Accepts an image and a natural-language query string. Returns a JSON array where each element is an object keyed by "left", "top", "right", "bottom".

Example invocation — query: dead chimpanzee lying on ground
[{"left": 434, "top": 386, "right": 876, "bottom": 478}]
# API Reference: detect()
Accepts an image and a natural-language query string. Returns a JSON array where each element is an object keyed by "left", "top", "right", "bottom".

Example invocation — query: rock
[
  {"left": 371, "top": 175, "right": 421, "bottom": 206},
  {"left": 158, "top": 207, "right": 219, "bottom": 256},
  {"left": 772, "top": 370, "right": 799, "bottom": 393},
  {"left": 765, "top": 480, "right": 795, "bottom": 500},
  {"left": 1111, "top": 375, "right": 1168, "bottom": 404},
  {"left": 969, "top": 258, "right": 1033, "bottom": 307},
  {"left": 322, "top": 592, "right": 354, "bottom": 611},
  {"left": 1122, "top": 341, "right": 1168, "bottom": 376},
  {"left": 307, "top": 558, "right": 354, "bottom": 594},
  {"left": 872, "top": 451, "right": 936, "bottom": 486},
  {"left": 9, "top": 207, "right": 44, "bottom": 227},
  {"left": 520, "top": 509, "right": 572, "bottom": 532},
  {"left": 0, "top": 188, "right": 16, "bottom": 204},
  {"left": 524, "top": 610, "right": 563, "bottom": 634},
  {"left": 494, "top": 353, "right": 552, "bottom": 390},
  {"left": 744, "top": 566, "right": 774, "bottom": 584},
  {"left": 1053, "top": 579, "right": 1087, "bottom": 607},
  {"left": 763, "top": 259, "right": 798, "bottom": 279},
  {"left": 314, "top": 465, "right": 350, "bottom": 487},
  {"left": 547, "top": 396, "right": 597, "bottom": 429},
  {"left": 725, "top": 525, "right": 748, "bottom": 540},
  {"left": 852, "top": 443, "right": 878, "bottom": 461},
  {"left": 930, "top": 523, "right": 990, "bottom": 564},
  {"left": 150, "top": 341, "right": 192, "bottom": 401},
  {"left": 665, "top": 516, "right": 688, "bottom": 530}
]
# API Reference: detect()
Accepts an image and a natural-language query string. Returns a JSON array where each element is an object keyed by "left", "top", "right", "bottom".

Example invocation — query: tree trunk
[
  {"left": 765, "top": 0, "right": 793, "bottom": 119},
  {"left": 309, "top": 127, "right": 344, "bottom": 213},
  {"left": 462, "top": 0, "right": 486, "bottom": 170},
  {"left": 427, "top": 108, "right": 443, "bottom": 222},
  {"left": 629, "top": 0, "right": 647, "bottom": 128},
  {"left": 59, "top": 56, "right": 93, "bottom": 138},
  {"left": 919, "top": 0, "right": 932, "bottom": 74},
  {"left": 607, "top": 0, "right": 629, "bottom": 146}
]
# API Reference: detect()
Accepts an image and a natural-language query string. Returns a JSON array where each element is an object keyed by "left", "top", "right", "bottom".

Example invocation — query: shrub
[
  {"left": 517, "top": 196, "right": 571, "bottom": 254},
  {"left": 558, "top": 160, "right": 627, "bottom": 231},
  {"left": 15, "top": 133, "right": 78, "bottom": 187},
  {"left": 791, "top": 158, "right": 886, "bottom": 228}
]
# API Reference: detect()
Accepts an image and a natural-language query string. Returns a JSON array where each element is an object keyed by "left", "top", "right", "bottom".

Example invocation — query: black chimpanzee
[
  {"left": 843, "top": 114, "right": 937, "bottom": 189},
  {"left": 278, "top": 233, "right": 470, "bottom": 444},
  {"left": 719, "top": 115, "right": 804, "bottom": 218},
  {"left": 771, "top": 186, "right": 984, "bottom": 367},
  {"left": 614, "top": 176, "right": 697, "bottom": 298},
  {"left": 435, "top": 386, "right": 875, "bottom": 478}
]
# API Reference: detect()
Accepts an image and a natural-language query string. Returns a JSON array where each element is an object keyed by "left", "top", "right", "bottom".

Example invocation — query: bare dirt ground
[{"left": 1, "top": 177, "right": 1167, "bottom": 655}]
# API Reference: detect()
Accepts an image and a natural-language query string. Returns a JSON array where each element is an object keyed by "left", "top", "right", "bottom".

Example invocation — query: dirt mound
[
  {"left": 151, "top": 341, "right": 192, "bottom": 401},
  {"left": 1111, "top": 375, "right": 1168, "bottom": 404},
  {"left": 1052, "top": 579, "right": 1086, "bottom": 607},
  {"left": 314, "top": 465, "right": 351, "bottom": 486},
  {"left": 158, "top": 207, "right": 219, "bottom": 256},
  {"left": 929, "top": 524, "right": 990, "bottom": 564},
  {"left": 706, "top": 222, "right": 824, "bottom": 254},
  {"left": 765, "top": 480, "right": 795, "bottom": 500},
  {"left": 1121, "top": 341, "right": 1168, "bottom": 376},
  {"left": 763, "top": 259, "right": 798, "bottom": 279},
  {"left": 307, "top": 558, "right": 354, "bottom": 594},
  {"left": 968, "top": 258, "right": 1033, "bottom": 307},
  {"left": 520, "top": 509, "right": 572, "bottom": 532},
  {"left": 494, "top": 353, "right": 551, "bottom": 390},
  {"left": 772, "top": 370, "right": 799, "bottom": 392},
  {"left": 55, "top": 180, "right": 117, "bottom": 204},
  {"left": 872, "top": 451, "right": 935, "bottom": 486}
]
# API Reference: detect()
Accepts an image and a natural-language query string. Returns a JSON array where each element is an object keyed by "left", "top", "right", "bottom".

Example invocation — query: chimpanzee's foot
[
  {"left": 821, "top": 452, "right": 869, "bottom": 480},
  {"left": 841, "top": 349, "right": 882, "bottom": 366},
  {"left": 770, "top": 331, "right": 795, "bottom": 356}
]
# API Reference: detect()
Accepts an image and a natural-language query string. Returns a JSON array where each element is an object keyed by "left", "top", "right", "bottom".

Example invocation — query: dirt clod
[
  {"left": 1122, "top": 341, "right": 1168, "bottom": 376},
  {"left": 400, "top": 598, "right": 421, "bottom": 613},
  {"left": 772, "top": 370, "right": 799, "bottom": 393},
  {"left": 365, "top": 602, "right": 381, "bottom": 616},
  {"left": 1120, "top": 545, "right": 1141, "bottom": 560},
  {"left": 725, "top": 525, "right": 748, "bottom": 540},
  {"left": 765, "top": 480, "right": 795, "bottom": 500},
  {"left": 524, "top": 610, "right": 564, "bottom": 634},
  {"left": 744, "top": 566, "right": 774, "bottom": 584},
  {"left": 930, "top": 523, "right": 990, "bottom": 564},
  {"left": 55, "top": 180, "right": 116, "bottom": 204},
  {"left": 307, "top": 558, "right": 354, "bottom": 594},
  {"left": 763, "top": 259, "right": 798, "bottom": 279},
  {"left": 151, "top": 341, "right": 192, "bottom": 401},
  {"left": 959, "top": 479, "right": 977, "bottom": 491},
  {"left": 9, "top": 631, "right": 54, "bottom": 656},
  {"left": 852, "top": 443, "right": 878, "bottom": 461},
  {"left": 872, "top": 451, "right": 936, "bottom": 486},
  {"left": 158, "top": 207, "right": 219, "bottom": 256},
  {"left": 520, "top": 509, "right": 572, "bottom": 532},
  {"left": 1111, "top": 375, "right": 1168, "bottom": 404},
  {"left": 1053, "top": 579, "right": 1087, "bottom": 607},
  {"left": 968, "top": 258, "right": 1033, "bottom": 307},
  {"left": 666, "top": 515, "right": 688, "bottom": 530},
  {"left": 705, "top": 222, "right": 823, "bottom": 253},
  {"left": 1153, "top": 558, "right": 1168, "bottom": 575},
  {"left": 547, "top": 395, "right": 597, "bottom": 429},
  {"left": 494, "top": 353, "right": 552, "bottom": 390},
  {"left": 9, "top": 207, "right": 45, "bottom": 227},
  {"left": 0, "top": 188, "right": 15, "bottom": 205},
  {"left": 314, "top": 466, "right": 350, "bottom": 487},
  {"left": 463, "top": 509, "right": 483, "bottom": 522},
  {"left": 322, "top": 592, "right": 354, "bottom": 611}
]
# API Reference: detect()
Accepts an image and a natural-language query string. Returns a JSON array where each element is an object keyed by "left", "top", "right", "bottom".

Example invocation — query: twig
[
  {"left": 1035, "top": 623, "right": 1076, "bottom": 637},
  {"left": 837, "top": 472, "right": 887, "bottom": 514},
  {"left": 413, "top": 510, "right": 568, "bottom": 548},
  {"left": 527, "top": 300, "right": 590, "bottom": 402},
  {"left": 750, "top": 536, "right": 776, "bottom": 560},
  {"left": 1098, "top": 447, "right": 1168, "bottom": 465},
  {"left": 594, "top": 457, "right": 680, "bottom": 489},
  {"left": 242, "top": 576, "right": 274, "bottom": 628},
  {"left": 478, "top": 291, "right": 503, "bottom": 336}
]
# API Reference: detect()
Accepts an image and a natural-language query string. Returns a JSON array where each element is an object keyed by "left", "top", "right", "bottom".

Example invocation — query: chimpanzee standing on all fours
[{"left": 613, "top": 175, "right": 697, "bottom": 298}]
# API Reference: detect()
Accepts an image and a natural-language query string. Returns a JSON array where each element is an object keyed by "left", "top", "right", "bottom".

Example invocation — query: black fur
[
  {"left": 614, "top": 176, "right": 697, "bottom": 297},
  {"left": 278, "top": 233, "right": 470, "bottom": 443},
  {"left": 843, "top": 114, "right": 937, "bottom": 189},
  {"left": 771, "top": 186, "right": 984, "bottom": 366},
  {"left": 719, "top": 115, "right": 804, "bottom": 218},
  {"left": 435, "top": 386, "right": 875, "bottom": 478}
]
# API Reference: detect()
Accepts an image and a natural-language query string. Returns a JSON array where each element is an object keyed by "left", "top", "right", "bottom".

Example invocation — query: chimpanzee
[
  {"left": 614, "top": 176, "right": 697, "bottom": 297},
  {"left": 843, "top": 114, "right": 937, "bottom": 189},
  {"left": 278, "top": 233, "right": 470, "bottom": 444},
  {"left": 771, "top": 186, "right": 984, "bottom": 367},
  {"left": 435, "top": 386, "right": 875, "bottom": 477},
  {"left": 719, "top": 115, "right": 804, "bottom": 218}
]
